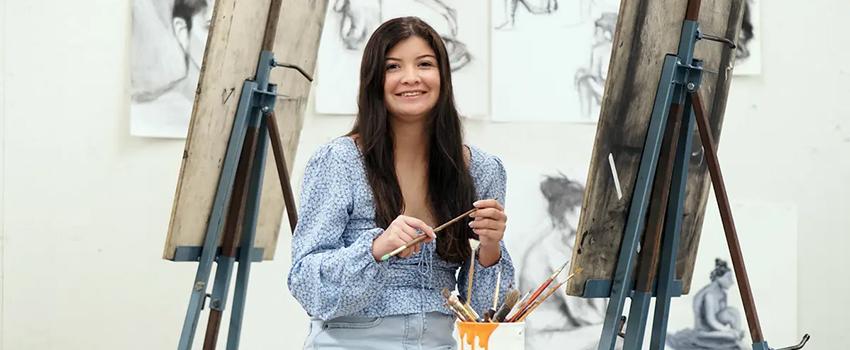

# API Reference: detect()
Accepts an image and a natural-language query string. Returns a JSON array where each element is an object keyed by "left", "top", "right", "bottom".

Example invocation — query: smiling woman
[{"left": 287, "top": 17, "right": 515, "bottom": 350}]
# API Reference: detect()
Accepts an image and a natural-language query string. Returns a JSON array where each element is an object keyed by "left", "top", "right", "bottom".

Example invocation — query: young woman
[{"left": 288, "top": 17, "right": 514, "bottom": 349}]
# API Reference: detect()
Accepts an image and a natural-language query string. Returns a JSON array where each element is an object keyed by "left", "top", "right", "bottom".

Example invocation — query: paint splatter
[{"left": 458, "top": 322, "right": 499, "bottom": 350}]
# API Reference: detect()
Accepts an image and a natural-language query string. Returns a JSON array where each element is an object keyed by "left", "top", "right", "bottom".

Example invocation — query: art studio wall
[{"left": 0, "top": 0, "right": 848, "bottom": 349}]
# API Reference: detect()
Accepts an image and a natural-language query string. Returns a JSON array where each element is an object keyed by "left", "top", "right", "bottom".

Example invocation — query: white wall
[
  {"left": 1, "top": 0, "right": 848, "bottom": 349},
  {"left": 0, "top": 0, "right": 6, "bottom": 339}
]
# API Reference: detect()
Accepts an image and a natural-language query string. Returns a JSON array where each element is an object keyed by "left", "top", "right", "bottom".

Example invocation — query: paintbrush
[
  {"left": 513, "top": 270, "right": 581, "bottom": 322},
  {"left": 510, "top": 268, "right": 581, "bottom": 322},
  {"left": 493, "top": 289, "right": 520, "bottom": 322},
  {"left": 491, "top": 268, "right": 502, "bottom": 311},
  {"left": 507, "top": 261, "right": 570, "bottom": 322},
  {"left": 442, "top": 288, "right": 474, "bottom": 322},
  {"left": 380, "top": 208, "right": 477, "bottom": 261},
  {"left": 504, "top": 291, "right": 531, "bottom": 322},
  {"left": 485, "top": 268, "right": 501, "bottom": 322},
  {"left": 451, "top": 294, "right": 480, "bottom": 321},
  {"left": 465, "top": 247, "right": 476, "bottom": 307}
]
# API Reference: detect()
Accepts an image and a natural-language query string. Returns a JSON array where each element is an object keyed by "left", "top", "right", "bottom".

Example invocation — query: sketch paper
[
  {"left": 491, "top": 0, "right": 620, "bottom": 123},
  {"left": 130, "top": 0, "right": 213, "bottom": 138},
  {"left": 733, "top": 0, "right": 761, "bottom": 76}
]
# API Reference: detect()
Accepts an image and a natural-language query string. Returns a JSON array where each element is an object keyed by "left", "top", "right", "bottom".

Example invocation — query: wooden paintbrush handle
[{"left": 380, "top": 234, "right": 427, "bottom": 261}]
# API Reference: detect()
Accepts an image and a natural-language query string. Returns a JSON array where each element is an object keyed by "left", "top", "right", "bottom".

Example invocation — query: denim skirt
[{"left": 303, "top": 312, "right": 457, "bottom": 350}]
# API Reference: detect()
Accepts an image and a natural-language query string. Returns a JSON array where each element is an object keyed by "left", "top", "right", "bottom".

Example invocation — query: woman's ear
[{"left": 172, "top": 17, "right": 190, "bottom": 52}]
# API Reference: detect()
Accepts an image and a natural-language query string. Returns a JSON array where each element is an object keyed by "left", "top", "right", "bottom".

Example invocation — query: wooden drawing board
[{"left": 162, "top": 0, "right": 329, "bottom": 261}]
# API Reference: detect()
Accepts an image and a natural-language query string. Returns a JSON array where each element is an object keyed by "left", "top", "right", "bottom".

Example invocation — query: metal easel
[
  {"left": 588, "top": 1, "right": 810, "bottom": 349},
  {"left": 173, "top": 1, "right": 308, "bottom": 349}
]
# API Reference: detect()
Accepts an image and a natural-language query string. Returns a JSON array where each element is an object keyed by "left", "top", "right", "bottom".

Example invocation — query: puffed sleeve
[
  {"left": 287, "top": 143, "right": 389, "bottom": 320},
  {"left": 457, "top": 154, "right": 516, "bottom": 316}
]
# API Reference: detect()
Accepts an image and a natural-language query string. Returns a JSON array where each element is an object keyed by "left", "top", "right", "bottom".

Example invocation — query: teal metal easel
[
  {"left": 172, "top": 1, "right": 309, "bottom": 349},
  {"left": 588, "top": 1, "right": 810, "bottom": 349}
]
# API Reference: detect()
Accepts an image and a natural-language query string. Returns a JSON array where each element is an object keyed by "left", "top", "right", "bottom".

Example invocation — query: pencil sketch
[
  {"left": 733, "top": 0, "right": 761, "bottom": 75},
  {"left": 130, "top": 0, "right": 212, "bottom": 138},
  {"left": 332, "top": 0, "right": 470, "bottom": 70},
  {"left": 519, "top": 174, "right": 608, "bottom": 350},
  {"left": 667, "top": 259, "right": 748, "bottom": 350},
  {"left": 574, "top": 12, "right": 616, "bottom": 122},
  {"left": 490, "top": 0, "right": 619, "bottom": 122},
  {"left": 736, "top": 0, "right": 754, "bottom": 61},
  {"left": 495, "top": 0, "right": 560, "bottom": 30}
]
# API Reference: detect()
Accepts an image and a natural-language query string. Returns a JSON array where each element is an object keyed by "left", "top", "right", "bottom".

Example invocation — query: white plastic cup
[{"left": 455, "top": 321, "right": 525, "bottom": 350}]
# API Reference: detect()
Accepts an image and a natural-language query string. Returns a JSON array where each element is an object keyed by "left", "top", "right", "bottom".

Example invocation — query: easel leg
[
  {"left": 690, "top": 92, "right": 766, "bottom": 345},
  {"left": 265, "top": 112, "right": 298, "bottom": 232},
  {"left": 178, "top": 82, "right": 256, "bottom": 350},
  {"left": 624, "top": 101, "right": 684, "bottom": 350},
  {"left": 598, "top": 54, "right": 679, "bottom": 350},
  {"left": 226, "top": 113, "right": 271, "bottom": 350},
  {"left": 648, "top": 95, "right": 695, "bottom": 349},
  {"left": 202, "top": 118, "right": 263, "bottom": 349}
]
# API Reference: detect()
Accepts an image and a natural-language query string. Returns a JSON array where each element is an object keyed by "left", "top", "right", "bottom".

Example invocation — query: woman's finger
[
  {"left": 470, "top": 207, "right": 507, "bottom": 221},
  {"left": 473, "top": 199, "right": 504, "bottom": 212},
  {"left": 400, "top": 216, "right": 435, "bottom": 238},
  {"left": 470, "top": 218, "right": 506, "bottom": 231}
]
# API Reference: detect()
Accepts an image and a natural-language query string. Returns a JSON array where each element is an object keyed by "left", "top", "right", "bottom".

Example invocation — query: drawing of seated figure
[
  {"left": 333, "top": 0, "right": 471, "bottom": 70},
  {"left": 575, "top": 12, "right": 616, "bottom": 122},
  {"left": 667, "top": 259, "right": 748, "bottom": 350},
  {"left": 520, "top": 175, "right": 610, "bottom": 350},
  {"left": 495, "top": 0, "right": 559, "bottom": 29}
]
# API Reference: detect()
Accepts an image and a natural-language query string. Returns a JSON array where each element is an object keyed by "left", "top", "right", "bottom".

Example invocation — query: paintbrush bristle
[
  {"left": 493, "top": 289, "right": 521, "bottom": 322},
  {"left": 441, "top": 288, "right": 452, "bottom": 300},
  {"left": 503, "top": 289, "right": 520, "bottom": 309}
]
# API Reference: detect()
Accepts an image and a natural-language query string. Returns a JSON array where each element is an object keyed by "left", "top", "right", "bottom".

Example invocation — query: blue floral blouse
[{"left": 287, "top": 137, "right": 515, "bottom": 321}]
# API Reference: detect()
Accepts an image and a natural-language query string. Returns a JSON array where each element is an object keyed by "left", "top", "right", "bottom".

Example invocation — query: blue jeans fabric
[{"left": 303, "top": 312, "right": 457, "bottom": 350}]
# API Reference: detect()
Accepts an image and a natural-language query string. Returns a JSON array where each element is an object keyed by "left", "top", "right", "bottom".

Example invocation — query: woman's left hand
[{"left": 469, "top": 199, "right": 507, "bottom": 250}]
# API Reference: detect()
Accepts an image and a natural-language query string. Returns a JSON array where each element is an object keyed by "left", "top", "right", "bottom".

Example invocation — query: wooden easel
[
  {"left": 589, "top": 1, "right": 809, "bottom": 349},
  {"left": 170, "top": 1, "right": 325, "bottom": 349}
]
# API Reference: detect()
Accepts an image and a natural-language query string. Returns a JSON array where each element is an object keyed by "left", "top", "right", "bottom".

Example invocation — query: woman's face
[
  {"left": 173, "top": 6, "right": 213, "bottom": 70},
  {"left": 383, "top": 36, "right": 441, "bottom": 124}
]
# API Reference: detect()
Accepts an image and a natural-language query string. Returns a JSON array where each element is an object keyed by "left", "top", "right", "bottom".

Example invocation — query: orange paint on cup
[{"left": 457, "top": 322, "right": 500, "bottom": 350}]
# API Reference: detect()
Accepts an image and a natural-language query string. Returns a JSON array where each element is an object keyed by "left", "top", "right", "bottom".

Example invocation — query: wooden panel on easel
[
  {"left": 566, "top": 0, "right": 744, "bottom": 296},
  {"left": 162, "top": 0, "right": 328, "bottom": 261}
]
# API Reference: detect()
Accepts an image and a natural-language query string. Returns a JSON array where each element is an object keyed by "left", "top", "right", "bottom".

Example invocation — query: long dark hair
[{"left": 348, "top": 17, "right": 476, "bottom": 264}]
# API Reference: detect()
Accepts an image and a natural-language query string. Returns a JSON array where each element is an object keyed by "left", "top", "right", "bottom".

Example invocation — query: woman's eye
[
  {"left": 418, "top": 61, "right": 435, "bottom": 68},
  {"left": 385, "top": 63, "right": 400, "bottom": 70}
]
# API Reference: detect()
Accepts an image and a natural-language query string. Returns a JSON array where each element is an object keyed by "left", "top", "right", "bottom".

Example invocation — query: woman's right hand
[{"left": 371, "top": 215, "right": 435, "bottom": 261}]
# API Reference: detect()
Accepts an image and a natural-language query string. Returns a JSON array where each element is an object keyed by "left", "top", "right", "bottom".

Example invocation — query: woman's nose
[{"left": 400, "top": 66, "right": 421, "bottom": 85}]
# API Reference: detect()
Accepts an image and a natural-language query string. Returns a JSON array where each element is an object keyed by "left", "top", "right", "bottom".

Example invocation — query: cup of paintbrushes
[
  {"left": 453, "top": 288, "right": 526, "bottom": 350},
  {"left": 456, "top": 321, "right": 525, "bottom": 350}
]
